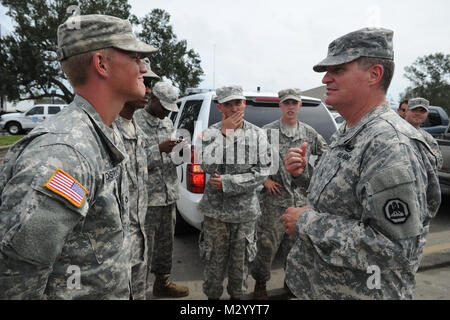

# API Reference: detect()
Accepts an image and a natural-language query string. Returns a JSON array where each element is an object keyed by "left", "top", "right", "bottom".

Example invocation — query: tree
[
  {"left": 0, "top": 0, "right": 132, "bottom": 103},
  {"left": 137, "top": 9, "right": 204, "bottom": 94},
  {"left": 400, "top": 53, "right": 450, "bottom": 115}
]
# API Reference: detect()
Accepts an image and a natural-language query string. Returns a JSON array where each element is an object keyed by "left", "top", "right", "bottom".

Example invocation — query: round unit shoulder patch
[{"left": 384, "top": 199, "right": 410, "bottom": 224}]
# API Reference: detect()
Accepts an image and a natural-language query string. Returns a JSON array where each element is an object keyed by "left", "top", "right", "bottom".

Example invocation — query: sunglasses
[{"left": 144, "top": 78, "right": 153, "bottom": 88}]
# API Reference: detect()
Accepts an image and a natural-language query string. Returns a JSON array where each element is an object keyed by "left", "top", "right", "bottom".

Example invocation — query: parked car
[
  {"left": 170, "top": 90, "right": 338, "bottom": 233},
  {"left": 420, "top": 106, "right": 449, "bottom": 138},
  {"left": 436, "top": 122, "right": 450, "bottom": 195},
  {"left": 0, "top": 104, "right": 67, "bottom": 135},
  {"left": 330, "top": 111, "right": 345, "bottom": 129}
]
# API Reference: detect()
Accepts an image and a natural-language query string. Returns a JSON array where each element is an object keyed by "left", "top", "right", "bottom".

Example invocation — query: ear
[
  {"left": 368, "top": 64, "right": 384, "bottom": 87},
  {"left": 217, "top": 103, "right": 223, "bottom": 113},
  {"left": 92, "top": 52, "right": 109, "bottom": 79}
]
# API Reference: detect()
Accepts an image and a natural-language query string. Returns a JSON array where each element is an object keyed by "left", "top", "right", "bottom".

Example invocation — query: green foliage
[
  {"left": 1, "top": 2, "right": 204, "bottom": 104},
  {"left": 401, "top": 53, "right": 450, "bottom": 115},
  {"left": 0, "top": 0, "right": 132, "bottom": 103},
  {"left": 137, "top": 9, "right": 204, "bottom": 94},
  {"left": 0, "top": 135, "right": 24, "bottom": 146}
]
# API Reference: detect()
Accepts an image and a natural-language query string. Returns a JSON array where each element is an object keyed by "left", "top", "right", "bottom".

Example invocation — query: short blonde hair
[{"left": 60, "top": 48, "right": 115, "bottom": 87}]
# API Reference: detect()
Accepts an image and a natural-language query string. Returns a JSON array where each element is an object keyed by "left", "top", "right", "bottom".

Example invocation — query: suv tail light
[{"left": 187, "top": 146, "right": 205, "bottom": 193}]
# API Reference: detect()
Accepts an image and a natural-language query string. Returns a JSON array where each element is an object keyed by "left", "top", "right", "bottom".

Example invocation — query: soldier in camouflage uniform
[
  {"left": 282, "top": 28, "right": 441, "bottom": 299},
  {"left": 251, "top": 88, "right": 328, "bottom": 300},
  {"left": 114, "top": 58, "right": 160, "bottom": 299},
  {"left": 404, "top": 98, "right": 443, "bottom": 169},
  {"left": 134, "top": 81, "right": 189, "bottom": 298},
  {"left": 198, "top": 85, "right": 271, "bottom": 300},
  {"left": 0, "top": 14, "right": 156, "bottom": 299}
]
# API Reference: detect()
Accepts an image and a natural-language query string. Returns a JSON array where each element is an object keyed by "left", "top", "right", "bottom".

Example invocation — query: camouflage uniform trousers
[
  {"left": 199, "top": 216, "right": 258, "bottom": 299},
  {"left": 131, "top": 262, "right": 147, "bottom": 300},
  {"left": 144, "top": 204, "right": 176, "bottom": 290},
  {"left": 251, "top": 201, "right": 297, "bottom": 283}
]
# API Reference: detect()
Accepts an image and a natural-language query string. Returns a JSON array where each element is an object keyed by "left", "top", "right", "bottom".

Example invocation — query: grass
[{"left": 0, "top": 135, "right": 24, "bottom": 146}]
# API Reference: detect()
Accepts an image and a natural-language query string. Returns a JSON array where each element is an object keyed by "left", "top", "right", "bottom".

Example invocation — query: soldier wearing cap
[
  {"left": 134, "top": 81, "right": 189, "bottom": 298},
  {"left": 282, "top": 28, "right": 440, "bottom": 299},
  {"left": 405, "top": 97, "right": 443, "bottom": 169},
  {"left": 198, "top": 85, "right": 271, "bottom": 300},
  {"left": 114, "top": 59, "right": 160, "bottom": 299},
  {"left": 0, "top": 14, "right": 156, "bottom": 299},
  {"left": 250, "top": 88, "right": 328, "bottom": 299}
]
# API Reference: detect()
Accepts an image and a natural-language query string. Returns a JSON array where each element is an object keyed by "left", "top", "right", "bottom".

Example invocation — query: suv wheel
[{"left": 6, "top": 122, "right": 22, "bottom": 135}]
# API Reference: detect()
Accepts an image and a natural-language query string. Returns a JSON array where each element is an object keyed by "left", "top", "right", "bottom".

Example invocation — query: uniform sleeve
[
  {"left": 0, "top": 143, "right": 93, "bottom": 299},
  {"left": 294, "top": 140, "right": 436, "bottom": 272}
]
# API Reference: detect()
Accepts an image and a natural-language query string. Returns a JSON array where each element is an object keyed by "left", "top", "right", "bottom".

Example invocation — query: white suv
[
  {"left": 0, "top": 104, "right": 67, "bottom": 135},
  {"left": 170, "top": 90, "right": 338, "bottom": 233}
]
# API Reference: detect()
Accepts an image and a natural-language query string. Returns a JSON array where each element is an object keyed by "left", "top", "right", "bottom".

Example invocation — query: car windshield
[{"left": 208, "top": 97, "right": 336, "bottom": 143}]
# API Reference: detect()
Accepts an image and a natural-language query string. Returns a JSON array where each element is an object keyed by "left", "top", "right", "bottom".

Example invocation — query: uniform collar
[
  {"left": 333, "top": 103, "right": 391, "bottom": 147},
  {"left": 75, "top": 94, "right": 126, "bottom": 165}
]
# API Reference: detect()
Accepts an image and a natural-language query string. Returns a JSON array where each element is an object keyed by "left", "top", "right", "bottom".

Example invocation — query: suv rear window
[
  {"left": 208, "top": 97, "right": 336, "bottom": 143},
  {"left": 178, "top": 100, "right": 203, "bottom": 138}
]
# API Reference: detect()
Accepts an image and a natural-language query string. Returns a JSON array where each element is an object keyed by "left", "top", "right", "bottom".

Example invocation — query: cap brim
[
  {"left": 313, "top": 54, "right": 361, "bottom": 72},
  {"left": 409, "top": 105, "right": 429, "bottom": 112},
  {"left": 217, "top": 95, "right": 246, "bottom": 104},
  {"left": 144, "top": 69, "right": 160, "bottom": 80},
  {"left": 114, "top": 40, "right": 157, "bottom": 57},
  {"left": 160, "top": 100, "right": 179, "bottom": 112},
  {"left": 280, "top": 95, "right": 302, "bottom": 103}
]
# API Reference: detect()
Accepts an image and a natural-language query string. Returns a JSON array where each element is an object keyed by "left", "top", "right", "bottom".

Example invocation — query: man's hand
[
  {"left": 221, "top": 111, "right": 244, "bottom": 135},
  {"left": 284, "top": 142, "right": 308, "bottom": 177},
  {"left": 209, "top": 173, "right": 223, "bottom": 190},
  {"left": 264, "top": 178, "right": 284, "bottom": 196},
  {"left": 159, "top": 138, "right": 182, "bottom": 153},
  {"left": 282, "top": 206, "right": 311, "bottom": 235}
]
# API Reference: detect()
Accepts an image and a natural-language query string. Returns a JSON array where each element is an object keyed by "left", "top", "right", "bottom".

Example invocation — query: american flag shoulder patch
[{"left": 45, "top": 169, "right": 88, "bottom": 208}]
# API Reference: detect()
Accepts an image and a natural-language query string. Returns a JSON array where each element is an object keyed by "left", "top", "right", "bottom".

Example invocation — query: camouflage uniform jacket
[
  {"left": 134, "top": 109, "right": 180, "bottom": 206},
  {"left": 115, "top": 116, "right": 148, "bottom": 267},
  {"left": 261, "top": 119, "right": 328, "bottom": 208},
  {"left": 198, "top": 120, "right": 271, "bottom": 223},
  {"left": 287, "top": 104, "right": 441, "bottom": 299},
  {"left": 0, "top": 95, "right": 131, "bottom": 299},
  {"left": 419, "top": 128, "right": 443, "bottom": 170}
]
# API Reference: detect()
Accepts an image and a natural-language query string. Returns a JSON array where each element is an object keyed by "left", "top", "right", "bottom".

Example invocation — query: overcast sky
[{"left": 1, "top": 0, "right": 450, "bottom": 105}]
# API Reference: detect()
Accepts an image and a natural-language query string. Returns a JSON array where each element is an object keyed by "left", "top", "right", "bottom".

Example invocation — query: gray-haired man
[
  {"left": 282, "top": 28, "right": 441, "bottom": 299},
  {"left": 404, "top": 97, "right": 443, "bottom": 170},
  {"left": 0, "top": 14, "right": 156, "bottom": 299}
]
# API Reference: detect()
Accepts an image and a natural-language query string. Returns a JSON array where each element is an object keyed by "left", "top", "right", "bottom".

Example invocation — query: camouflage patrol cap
[
  {"left": 313, "top": 27, "right": 394, "bottom": 72},
  {"left": 153, "top": 81, "right": 179, "bottom": 112},
  {"left": 57, "top": 14, "right": 157, "bottom": 61},
  {"left": 408, "top": 97, "right": 429, "bottom": 112},
  {"left": 278, "top": 88, "right": 302, "bottom": 103},
  {"left": 216, "top": 85, "right": 246, "bottom": 104},
  {"left": 141, "top": 58, "right": 160, "bottom": 80}
]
